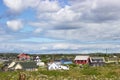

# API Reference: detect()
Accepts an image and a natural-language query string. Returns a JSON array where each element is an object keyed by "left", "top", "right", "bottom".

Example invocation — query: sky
[{"left": 0, "top": 0, "right": 120, "bottom": 54}]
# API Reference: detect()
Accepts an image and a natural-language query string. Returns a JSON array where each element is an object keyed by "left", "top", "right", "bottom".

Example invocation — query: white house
[
  {"left": 34, "top": 56, "right": 45, "bottom": 66},
  {"left": 47, "top": 62, "right": 69, "bottom": 70},
  {"left": 36, "top": 62, "right": 45, "bottom": 66},
  {"left": 8, "top": 61, "right": 16, "bottom": 68}
]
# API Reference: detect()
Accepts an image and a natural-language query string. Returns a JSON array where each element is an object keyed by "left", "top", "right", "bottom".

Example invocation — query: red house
[
  {"left": 17, "top": 53, "right": 30, "bottom": 60},
  {"left": 74, "top": 55, "right": 90, "bottom": 65}
]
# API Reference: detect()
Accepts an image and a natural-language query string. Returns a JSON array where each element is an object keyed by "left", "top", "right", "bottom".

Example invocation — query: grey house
[{"left": 90, "top": 57, "right": 105, "bottom": 66}]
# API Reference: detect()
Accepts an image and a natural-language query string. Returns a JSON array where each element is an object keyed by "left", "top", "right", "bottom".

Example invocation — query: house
[
  {"left": 74, "top": 55, "right": 90, "bottom": 65},
  {"left": 61, "top": 59, "right": 73, "bottom": 64},
  {"left": 17, "top": 53, "right": 30, "bottom": 60},
  {"left": 8, "top": 61, "right": 38, "bottom": 71},
  {"left": 90, "top": 57, "right": 105, "bottom": 66},
  {"left": 47, "top": 62, "right": 60, "bottom": 70},
  {"left": 34, "top": 56, "right": 41, "bottom": 62},
  {"left": 47, "top": 62, "right": 69, "bottom": 70},
  {"left": 106, "top": 57, "right": 119, "bottom": 64},
  {"left": 36, "top": 62, "right": 45, "bottom": 66},
  {"left": 54, "top": 60, "right": 62, "bottom": 65},
  {"left": 54, "top": 59, "right": 73, "bottom": 65},
  {"left": 34, "top": 56, "right": 45, "bottom": 66}
]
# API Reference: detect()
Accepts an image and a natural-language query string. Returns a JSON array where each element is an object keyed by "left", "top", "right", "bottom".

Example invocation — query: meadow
[{"left": 0, "top": 63, "right": 120, "bottom": 80}]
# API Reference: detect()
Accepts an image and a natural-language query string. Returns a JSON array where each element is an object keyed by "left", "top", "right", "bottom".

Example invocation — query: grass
[{"left": 0, "top": 63, "right": 120, "bottom": 80}]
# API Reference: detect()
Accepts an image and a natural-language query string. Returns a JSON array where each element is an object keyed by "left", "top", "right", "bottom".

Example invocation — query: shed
[{"left": 74, "top": 55, "right": 90, "bottom": 64}]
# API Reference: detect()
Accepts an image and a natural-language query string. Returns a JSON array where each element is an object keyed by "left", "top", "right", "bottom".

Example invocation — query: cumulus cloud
[
  {"left": 3, "top": 0, "right": 60, "bottom": 13},
  {"left": 3, "top": 0, "right": 23, "bottom": 12},
  {"left": 37, "top": 0, "right": 60, "bottom": 12},
  {"left": 2, "top": 0, "right": 120, "bottom": 53},
  {"left": 3, "top": 0, "right": 39, "bottom": 12},
  {"left": 6, "top": 19, "right": 23, "bottom": 31}
]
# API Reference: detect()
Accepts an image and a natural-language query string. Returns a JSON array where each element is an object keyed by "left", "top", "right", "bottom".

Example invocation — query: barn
[{"left": 74, "top": 55, "right": 90, "bottom": 65}]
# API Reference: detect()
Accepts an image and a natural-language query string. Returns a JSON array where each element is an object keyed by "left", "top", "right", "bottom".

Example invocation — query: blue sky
[{"left": 0, "top": 0, "right": 120, "bottom": 54}]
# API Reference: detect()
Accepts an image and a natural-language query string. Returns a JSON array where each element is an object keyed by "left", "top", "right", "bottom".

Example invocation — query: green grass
[{"left": 0, "top": 64, "right": 120, "bottom": 80}]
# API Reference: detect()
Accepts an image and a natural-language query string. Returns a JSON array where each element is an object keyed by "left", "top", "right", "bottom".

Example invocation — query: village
[
  {"left": 0, "top": 53, "right": 120, "bottom": 79},
  {"left": 0, "top": 53, "right": 119, "bottom": 71}
]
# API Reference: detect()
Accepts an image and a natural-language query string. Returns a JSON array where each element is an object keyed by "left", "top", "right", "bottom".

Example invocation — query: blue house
[
  {"left": 61, "top": 59, "right": 73, "bottom": 65},
  {"left": 54, "top": 59, "right": 73, "bottom": 65}
]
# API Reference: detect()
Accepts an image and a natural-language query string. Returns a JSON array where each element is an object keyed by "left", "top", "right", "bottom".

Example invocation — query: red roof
[{"left": 17, "top": 53, "right": 30, "bottom": 59}]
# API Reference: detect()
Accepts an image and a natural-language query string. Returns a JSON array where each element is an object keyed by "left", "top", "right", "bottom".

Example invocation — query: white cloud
[
  {"left": 52, "top": 6, "right": 80, "bottom": 21},
  {"left": 3, "top": 0, "right": 23, "bottom": 12},
  {"left": 37, "top": 0, "right": 60, "bottom": 12},
  {"left": 2, "top": 0, "right": 120, "bottom": 53},
  {"left": 3, "top": 0, "right": 39, "bottom": 12},
  {"left": 7, "top": 20, "right": 23, "bottom": 31},
  {"left": 34, "top": 28, "right": 43, "bottom": 33},
  {"left": 0, "top": 42, "right": 120, "bottom": 53},
  {"left": 37, "top": 5, "right": 80, "bottom": 22},
  {"left": 3, "top": 0, "right": 60, "bottom": 12}
]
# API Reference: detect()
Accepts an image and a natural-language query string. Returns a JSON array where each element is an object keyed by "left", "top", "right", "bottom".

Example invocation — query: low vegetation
[{"left": 0, "top": 63, "right": 120, "bottom": 80}]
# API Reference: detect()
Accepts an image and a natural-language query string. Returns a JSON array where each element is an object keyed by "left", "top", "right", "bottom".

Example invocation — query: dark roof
[
  {"left": 18, "top": 62, "right": 38, "bottom": 69},
  {"left": 90, "top": 57, "right": 105, "bottom": 62},
  {"left": 10, "top": 61, "right": 38, "bottom": 70}
]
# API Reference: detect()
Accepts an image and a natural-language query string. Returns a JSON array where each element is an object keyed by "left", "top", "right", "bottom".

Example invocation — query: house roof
[
  {"left": 90, "top": 57, "right": 105, "bottom": 62},
  {"left": 74, "top": 55, "right": 89, "bottom": 60},
  {"left": 10, "top": 61, "right": 38, "bottom": 69},
  {"left": 18, "top": 62, "right": 38, "bottom": 69},
  {"left": 17, "top": 53, "right": 30, "bottom": 59}
]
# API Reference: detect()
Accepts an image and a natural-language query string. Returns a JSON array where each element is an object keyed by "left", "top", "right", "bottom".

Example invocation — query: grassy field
[{"left": 0, "top": 63, "right": 120, "bottom": 80}]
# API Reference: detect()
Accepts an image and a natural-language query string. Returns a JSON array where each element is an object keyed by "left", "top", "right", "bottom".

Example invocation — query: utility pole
[{"left": 106, "top": 48, "right": 108, "bottom": 54}]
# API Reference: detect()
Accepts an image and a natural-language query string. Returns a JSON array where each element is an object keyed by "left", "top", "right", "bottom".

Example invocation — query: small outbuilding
[
  {"left": 74, "top": 55, "right": 90, "bottom": 65},
  {"left": 90, "top": 57, "right": 105, "bottom": 66}
]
